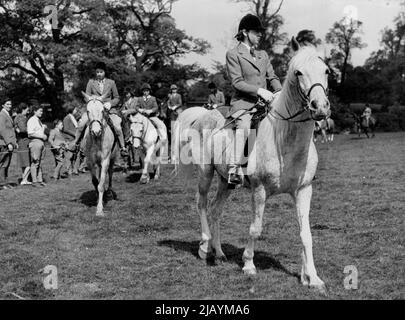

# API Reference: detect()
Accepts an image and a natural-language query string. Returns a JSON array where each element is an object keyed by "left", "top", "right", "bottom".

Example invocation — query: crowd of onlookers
[
  {"left": 0, "top": 81, "right": 227, "bottom": 190},
  {"left": 0, "top": 97, "right": 87, "bottom": 190}
]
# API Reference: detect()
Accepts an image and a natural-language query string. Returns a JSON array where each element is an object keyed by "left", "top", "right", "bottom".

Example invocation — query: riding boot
[{"left": 117, "top": 127, "right": 129, "bottom": 158}]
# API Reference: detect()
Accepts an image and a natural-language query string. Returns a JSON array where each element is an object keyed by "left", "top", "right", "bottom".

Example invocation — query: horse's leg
[
  {"left": 96, "top": 158, "right": 109, "bottom": 217},
  {"left": 140, "top": 145, "right": 153, "bottom": 184},
  {"left": 154, "top": 144, "right": 162, "bottom": 180},
  {"left": 210, "top": 175, "right": 231, "bottom": 262},
  {"left": 197, "top": 165, "right": 215, "bottom": 260},
  {"left": 108, "top": 155, "right": 114, "bottom": 191},
  {"left": 242, "top": 183, "right": 266, "bottom": 275},
  {"left": 294, "top": 185, "right": 326, "bottom": 294},
  {"left": 90, "top": 164, "right": 98, "bottom": 191}
]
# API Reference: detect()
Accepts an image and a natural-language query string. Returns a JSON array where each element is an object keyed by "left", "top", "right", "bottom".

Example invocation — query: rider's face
[
  {"left": 245, "top": 30, "right": 262, "bottom": 47},
  {"left": 143, "top": 90, "right": 150, "bottom": 96},
  {"left": 96, "top": 69, "right": 105, "bottom": 80}
]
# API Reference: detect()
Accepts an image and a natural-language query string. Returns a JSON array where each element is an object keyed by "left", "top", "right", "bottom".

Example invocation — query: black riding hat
[
  {"left": 208, "top": 82, "right": 217, "bottom": 90},
  {"left": 237, "top": 14, "right": 265, "bottom": 33},
  {"left": 141, "top": 83, "right": 152, "bottom": 91},
  {"left": 95, "top": 61, "right": 107, "bottom": 71}
]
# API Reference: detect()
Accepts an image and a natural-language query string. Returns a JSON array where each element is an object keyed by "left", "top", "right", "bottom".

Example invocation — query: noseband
[
  {"left": 270, "top": 61, "right": 329, "bottom": 122},
  {"left": 88, "top": 109, "right": 107, "bottom": 136}
]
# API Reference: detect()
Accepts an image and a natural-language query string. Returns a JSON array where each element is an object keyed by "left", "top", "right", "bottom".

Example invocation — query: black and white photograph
[{"left": 0, "top": 0, "right": 404, "bottom": 304}]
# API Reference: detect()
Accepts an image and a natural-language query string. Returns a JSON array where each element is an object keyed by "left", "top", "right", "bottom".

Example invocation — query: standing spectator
[
  {"left": 167, "top": 84, "right": 183, "bottom": 121},
  {"left": 207, "top": 82, "right": 226, "bottom": 109},
  {"left": 121, "top": 87, "right": 138, "bottom": 142},
  {"left": 0, "top": 98, "right": 17, "bottom": 190},
  {"left": 49, "top": 119, "right": 67, "bottom": 180},
  {"left": 62, "top": 102, "right": 79, "bottom": 176},
  {"left": 14, "top": 102, "right": 31, "bottom": 185},
  {"left": 27, "top": 105, "right": 47, "bottom": 187},
  {"left": 74, "top": 104, "right": 88, "bottom": 173},
  {"left": 167, "top": 84, "right": 183, "bottom": 144}
]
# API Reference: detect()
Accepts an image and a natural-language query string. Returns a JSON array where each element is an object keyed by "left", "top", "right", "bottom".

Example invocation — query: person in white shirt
[{"left": 27, "top": 105, "right": 47, "bottom": 187}]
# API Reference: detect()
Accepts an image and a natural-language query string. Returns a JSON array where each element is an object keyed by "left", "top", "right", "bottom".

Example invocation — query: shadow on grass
[
  {"left": 79, "top": 189, "right": 117, "bottom": 207},
  {"left": 125, "top": 171, "right": 157, "bottom": 183},
  {"left": 158, "top": 239, "right": 299, "bottom": 279}
]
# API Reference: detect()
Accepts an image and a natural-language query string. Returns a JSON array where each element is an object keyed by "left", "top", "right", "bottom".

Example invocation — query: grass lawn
[{"left": 0, "top": 132, "right": 404, "bottom": 299}]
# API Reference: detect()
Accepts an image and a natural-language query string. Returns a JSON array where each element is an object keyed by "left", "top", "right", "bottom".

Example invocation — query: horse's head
[
  {"left": 288, "top": 38, "right": 331, "bottom": 121},
  {"left": 129, "top": 113, "right": 145, "bottom": 148},
  {"left": 82, "top": 92, "right": 106, "bottom": 137}
]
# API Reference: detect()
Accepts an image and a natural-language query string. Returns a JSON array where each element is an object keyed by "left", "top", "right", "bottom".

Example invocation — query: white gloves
[
  {"left": 257, "top": 88, "right": 274, "bottom": 102},
  {"left": 104, "top": 102, "right": 112, "bottom": 111},
  {"left": 212, "top": 104, "right": 218, "bottom": 109}
]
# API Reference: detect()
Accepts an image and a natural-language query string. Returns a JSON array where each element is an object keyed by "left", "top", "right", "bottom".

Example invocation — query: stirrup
[{"left": 228, "top": 166, "right": 242, "bottom": 185}]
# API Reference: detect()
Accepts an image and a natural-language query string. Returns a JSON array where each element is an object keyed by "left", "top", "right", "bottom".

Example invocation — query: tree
[
  {"left": 0, "top": 0, "right": 211, "bottom": 116},
  {"left": 0, "top": 0, "right": 104, "bottom": 115},
  {"left": 325, "top": 18, "right": 367, "bottom": 87},
  {"left": 364, "top": 8, "right": 405, "bottom": 105},
  {"left": 105, "top": 0, "right": 211, "bottom": 72}
]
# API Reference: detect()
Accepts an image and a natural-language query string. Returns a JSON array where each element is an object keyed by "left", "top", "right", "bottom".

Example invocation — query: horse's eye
[{"left": 295, "top": 70, "right": 303, "bottom": 76}]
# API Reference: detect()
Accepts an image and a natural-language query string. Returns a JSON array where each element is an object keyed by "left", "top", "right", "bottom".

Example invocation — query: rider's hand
[
  {"left": 212, "top": 104, "right": 218, "bottom": 109},
  {"left": 7, "top": 144, "right": 14, "bottom": 152},
  {"left": 104, "top": 102, "right": 112, "bottom": 111},
  {"left": 257, "top": 88, "right": 274, "bottom": 102}
]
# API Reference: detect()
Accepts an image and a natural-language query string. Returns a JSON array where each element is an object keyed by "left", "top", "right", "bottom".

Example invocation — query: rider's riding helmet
[
  {"left": 95, "top": 61, "right": 107, "bottom": 71},
  {"left": 170, "top": 84, "right": 178, "bottom": 91},
  {"left": 208, "top": 82, "right": 217, "bottom": 90},
  {"left": 237, "top": 14, "right": 265, "bottom": 34},
  {"left": 141, "top": 83, "right": 152, "bottom": 92}
]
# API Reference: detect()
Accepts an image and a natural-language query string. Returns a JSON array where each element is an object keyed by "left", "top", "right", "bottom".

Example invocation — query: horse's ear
[{"left": 291, "top": 36, "right": 300, "bottom": 52}]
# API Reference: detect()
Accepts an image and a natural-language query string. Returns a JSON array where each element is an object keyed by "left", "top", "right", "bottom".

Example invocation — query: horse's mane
[{"left": 267, "top": 46, "right": 323, "bottom": 147}]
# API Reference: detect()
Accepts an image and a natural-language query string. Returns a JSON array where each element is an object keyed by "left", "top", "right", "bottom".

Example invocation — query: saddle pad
[{"left": 214, "top": 106, "right": 231, "bottom": 119}]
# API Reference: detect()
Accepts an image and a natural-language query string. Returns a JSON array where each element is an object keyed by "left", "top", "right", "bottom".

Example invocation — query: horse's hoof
[
  {"left": 198, "top": 247, "right": 208, "bottom": 260},
  {"left": 140, "top": 176, "right": 149, "bottom": 184},
  {"left": 242, "top": 266, "right": 257, "bottom": 276},
  {"left": 96, "top": 211, "right": 104, "bottom": 217},
  {"left": 215, "top": 255, "right": 227, "bottom": 265},
  {"left": 154, "top": 175, "right": 159, "bottom": 181},
  {"left": 310, "top": 283, "right": 328, "bottom": 296}
]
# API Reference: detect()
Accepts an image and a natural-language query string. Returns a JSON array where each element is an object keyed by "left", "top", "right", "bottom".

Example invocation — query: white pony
[
  {"left": 173, "top": 40, "right": 331, "bottom": 294},
  {"left": 129, "top": 113, "right": 167, "bottom": 184},
  {"left": 82, "top": 93, "right": 117, "bottom": 217}
]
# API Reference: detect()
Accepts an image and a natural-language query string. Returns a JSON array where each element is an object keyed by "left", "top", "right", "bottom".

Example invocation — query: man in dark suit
[
  {"left": 225, "top": 14, "right": 282, "bottom": 184},
  {"left": 73, "top": 62, "right": 128, "bottom": 157},
  {"left": 0, "top": 98, "right": 17, "bottom": 189}
]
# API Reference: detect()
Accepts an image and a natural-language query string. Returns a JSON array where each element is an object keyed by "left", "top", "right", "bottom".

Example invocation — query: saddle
[{"left": 213, "top": 101, "right": 270, "bottom": 171}]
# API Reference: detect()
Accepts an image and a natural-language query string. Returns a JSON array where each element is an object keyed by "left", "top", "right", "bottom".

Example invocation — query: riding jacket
[{"left": 226, "top": 42, "right": 282, "bottom": 116}]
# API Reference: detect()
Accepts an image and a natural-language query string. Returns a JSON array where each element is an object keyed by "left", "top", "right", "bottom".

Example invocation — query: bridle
[
  {"left": 269, "top": 57, "right": 329, "bottom": 122},
  {"left": 130, "top": 113, "right": 150, "bottom": 145},
  {"left": 87, "top": 99, "right": 107, "bottom": 137},
  {"left": 269, "top": 80, "right": 329, "bottom": 123}
]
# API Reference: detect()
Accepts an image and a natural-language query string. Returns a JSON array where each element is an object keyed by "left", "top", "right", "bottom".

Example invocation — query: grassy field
[{"left": 0, "top": 132, "right": 404, "bottom": 300}]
